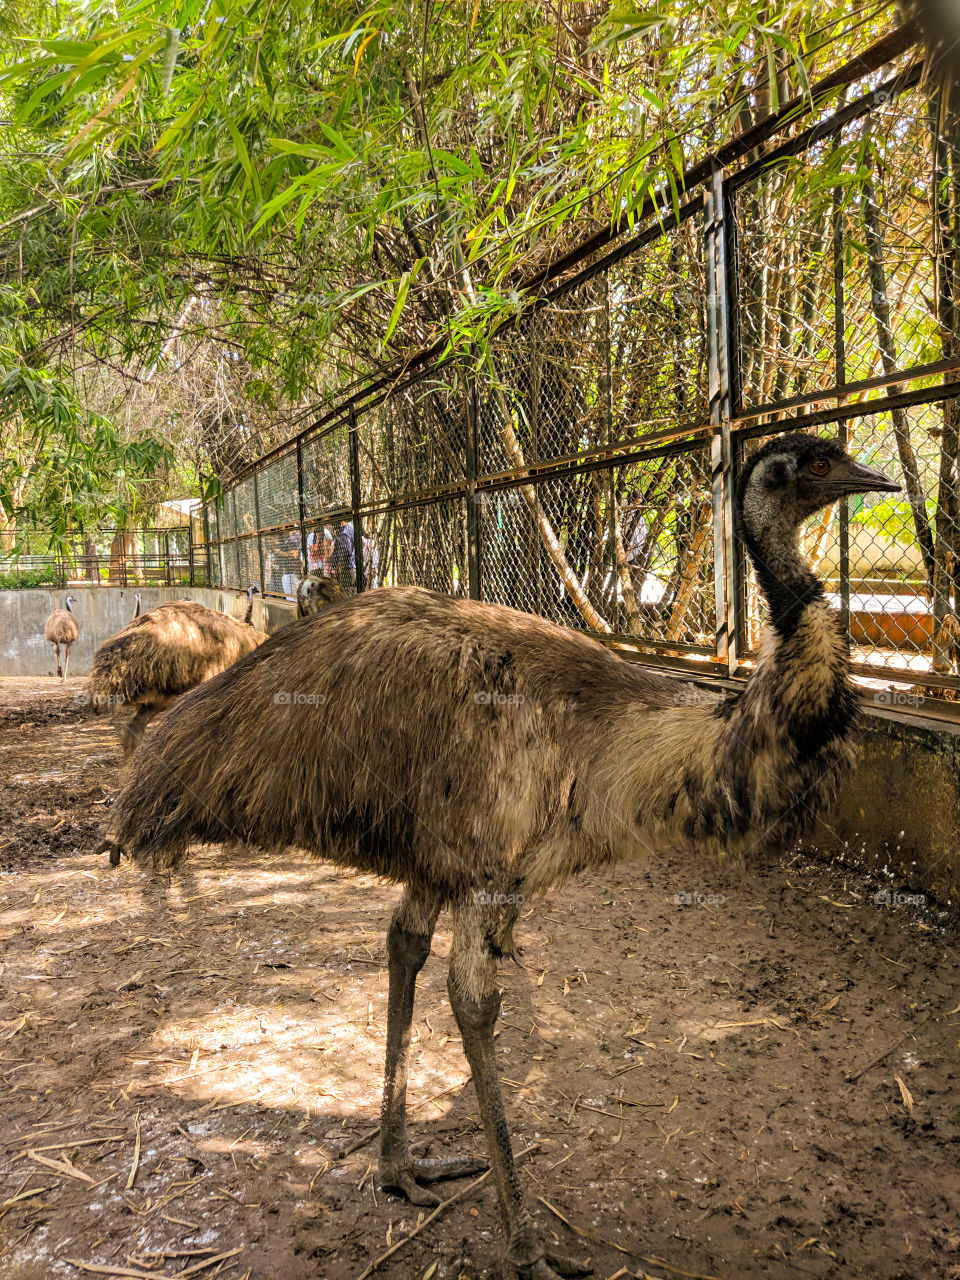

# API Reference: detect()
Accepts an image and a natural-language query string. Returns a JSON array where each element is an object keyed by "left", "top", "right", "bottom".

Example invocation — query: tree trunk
[
  {"left": 665, "top": 500, "right": 711, "bottom": 642},
  {"left": 861, "top": 149, "right": 937, "bottom": 588},
  {"left": 81, "top": 536, "right": 99, "bottom": 581},
  {"left": 109, "top": 528, "right": 142, "bottom": 586}
]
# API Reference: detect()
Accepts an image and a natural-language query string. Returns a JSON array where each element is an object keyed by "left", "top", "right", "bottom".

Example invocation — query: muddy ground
[{"left": 0, "top": 676, "right": 958, "bottom": 1280}]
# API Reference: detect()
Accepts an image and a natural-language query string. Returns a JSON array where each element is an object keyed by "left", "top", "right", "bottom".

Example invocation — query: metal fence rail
[
  {"left": 202, "top": 43, "right": 960, "bottom": 706},
  {"left": 1, "top": 526, "right": 201, "bottom": 589}
]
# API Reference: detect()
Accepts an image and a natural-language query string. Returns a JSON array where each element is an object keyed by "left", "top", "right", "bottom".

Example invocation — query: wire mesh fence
[{"left": 202, "top": 49, "right": 960, "bottom": 709}]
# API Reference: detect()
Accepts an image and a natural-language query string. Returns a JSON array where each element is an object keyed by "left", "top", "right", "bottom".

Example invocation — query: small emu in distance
[
  {"left": 44, "top": 595, "right": 79, "bottom": 680},
  {"left": 109, "top": 435, "right": 898, "bottom": 1280}
]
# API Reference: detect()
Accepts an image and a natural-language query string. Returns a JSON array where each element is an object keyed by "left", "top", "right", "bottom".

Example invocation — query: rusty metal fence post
[
  {"left": 252, "top": 468, "right": 266, "bottom": 594},
  {"left": 296, "top": 438, "right": 307, "bottom": 574},
  {"left": 833, "top": 135, "right": 852, "bottom": 637},
  {"left": 348, "top": 408, "right": 365, "bottom": 593},
  {"left": 706, "top": 167, "right": 740, "bottom": 678},
  {"left": 465, "top": 363, "right": 482, "bottom": 600}
]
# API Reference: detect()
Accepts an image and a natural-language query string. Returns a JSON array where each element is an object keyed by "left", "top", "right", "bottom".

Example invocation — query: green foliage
[
  {"left": 0, "top": 565, "right": 59, "bottom": 589},
  {"left": 0, "top": 0, "right": 898, "bottom": 415},
  {"left": 0, "top": 349, "right": 175, "bottom": 553}
]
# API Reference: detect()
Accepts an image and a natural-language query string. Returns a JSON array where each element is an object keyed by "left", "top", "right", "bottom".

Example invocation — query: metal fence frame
[{"left": 202, "top": 38, "right": 960, "bottom": 706}]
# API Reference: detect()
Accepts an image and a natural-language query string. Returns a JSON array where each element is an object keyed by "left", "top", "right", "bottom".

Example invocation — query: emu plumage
[
  {"left": 109, "top": 433, "right": 898, "bottom": 1279},
  {"left": 89, "top": 599, "right": 268, "bottom": 759},
  {"left": 44, "top": 595, "right": 79, "bottom": 681}
]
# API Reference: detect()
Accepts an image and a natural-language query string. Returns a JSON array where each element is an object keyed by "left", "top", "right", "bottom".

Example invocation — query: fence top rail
[
  {"left": 2, "top": 525, "right": 192, "bottom": 541},
  {"left": 724, "top": 58, "right": 924, "bottom": 195}
]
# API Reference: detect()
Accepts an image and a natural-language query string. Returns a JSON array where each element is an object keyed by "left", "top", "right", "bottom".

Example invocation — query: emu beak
[{"left": 834, "top": 459, "right": 901, "bottom": 495}]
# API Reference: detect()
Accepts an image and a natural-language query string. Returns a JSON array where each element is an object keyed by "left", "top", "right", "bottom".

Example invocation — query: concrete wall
[
  {"left": 0, "top": 586, "right": 297, "bottom": 677},
  {"left": 815, "top": 710, "right": 960, "bottom": 907}
]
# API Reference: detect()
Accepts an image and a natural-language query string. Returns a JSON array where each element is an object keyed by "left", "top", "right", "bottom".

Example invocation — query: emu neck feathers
[{"left": 740, "top": 505, "right": 822, "bottom": 640}]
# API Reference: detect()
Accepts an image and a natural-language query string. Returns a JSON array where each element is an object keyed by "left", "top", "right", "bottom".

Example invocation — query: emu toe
[{"left": 380, "top": 1154, "right": 488, "bottom": 1205}]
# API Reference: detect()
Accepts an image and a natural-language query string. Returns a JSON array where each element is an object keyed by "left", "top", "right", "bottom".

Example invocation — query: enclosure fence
[
  {"left": 202, "top": 40, "right": 960, "bottom": 706},
  {"left": 1, "top": 525, "right": 201, "bottom": 589}
]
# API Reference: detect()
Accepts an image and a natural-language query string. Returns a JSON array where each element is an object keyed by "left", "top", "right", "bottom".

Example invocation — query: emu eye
[{"left": 810, "top": 458, "right": 830, "bottom": 476}]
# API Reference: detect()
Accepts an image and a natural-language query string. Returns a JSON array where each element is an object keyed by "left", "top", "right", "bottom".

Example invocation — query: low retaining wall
[
  {"left": 815, "top": 710, "right": 960, "bottom": 907},
  {"left": 0, "top": 586, "right": 297, "bottom": 677}
]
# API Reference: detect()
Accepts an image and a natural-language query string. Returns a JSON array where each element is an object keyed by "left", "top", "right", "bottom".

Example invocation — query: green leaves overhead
[
  {"left": 0, "top": 351, "right": 174, "bottom": 550},
  {"left": 0, "top": 0, "right": 908, "bottom": 448}
]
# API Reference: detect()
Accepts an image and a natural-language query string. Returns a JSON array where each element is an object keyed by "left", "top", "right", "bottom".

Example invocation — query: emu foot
[
  {"left": 98, "top": 835, "right": 122, "bottom": 866},
  {"left": 494, "top": 1250, "right": 592, "bottom": 1280},
  {"left": 380, "top": 1154, "right": 488, "bottom": 1206}
]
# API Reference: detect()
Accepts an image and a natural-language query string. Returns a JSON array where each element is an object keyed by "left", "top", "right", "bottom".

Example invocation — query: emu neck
[
  {"left": 742, "top": 516, "right": 821, "bottom": 639},
  {"left": 737, "top": 512, "right": 855, "bottom": 761}
]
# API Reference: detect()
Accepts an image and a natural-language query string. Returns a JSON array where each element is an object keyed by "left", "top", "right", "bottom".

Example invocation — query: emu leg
[
  {"left": 122, "top": 706, "right": 157, "bottom": 761},
  {"left": 448, "top": 915, "right": 589, "bottom": 1280},
  {"left": 62, "top": 643, "right": 71, "bottom": 681},
  {"left": 53, "top": 643, "right": 62, "bottom": 679},
  {"left": 379, "top": 894, "right": 486, "bottom": 1206}
]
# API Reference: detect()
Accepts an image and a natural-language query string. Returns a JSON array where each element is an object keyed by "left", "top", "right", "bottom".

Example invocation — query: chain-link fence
[
  {"left": 203, "top": 47, "right": 960, "bottom": 708},
  {"left": 1, "top": 525, "right": 201, "bottom": 588}
]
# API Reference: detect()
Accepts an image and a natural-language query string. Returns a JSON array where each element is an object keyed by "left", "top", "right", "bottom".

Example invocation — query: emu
[
  {"left": 109, "top": 435, "right": 897, "bottom": 1279},
  {"left": 296, "top": 572, "right": 345, "bottom": 617},
  {"left": 89, "top": 593, "right": 268, "bottom": 760},
  {"left": 133, "top": 593, "right": 142, "bottom": 619},
  {"left": 44, "top": 595, "right": 79, "bottom": 680},
  {"left": 240, "top": 583, "right": 260, "bottom": 626}
]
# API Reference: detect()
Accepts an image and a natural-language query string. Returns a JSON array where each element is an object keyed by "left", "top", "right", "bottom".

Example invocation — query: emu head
[
  {"left": 737, "top": 434, "right": 899, "bottom": 553},
  {"left": 64, "top": 595, "right": 75, "bottom": 611}
]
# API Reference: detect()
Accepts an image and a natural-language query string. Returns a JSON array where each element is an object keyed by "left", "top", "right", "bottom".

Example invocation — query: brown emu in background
[
  {"left": 110, "top": 436, "right": 897, "bottom": 1280},
  {"left": 44, "top": 596, "right": 79, "bottom": 680},
  {"left": 89, "top": 596, "right": 268, "bottom": 760},
  {"left": 295, "top": 572, "right": 345, "bottom": 617}
]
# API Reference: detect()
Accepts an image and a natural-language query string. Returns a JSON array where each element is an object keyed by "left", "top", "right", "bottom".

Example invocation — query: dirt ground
[{"left": 1, "top": 677, "right": 959, "bottom": 1280}]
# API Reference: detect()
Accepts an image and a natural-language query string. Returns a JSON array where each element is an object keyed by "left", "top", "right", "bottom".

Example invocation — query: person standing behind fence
[
  {"left": 307, "top": 525, "right": 336, "bottom": 576},
  {"left": 281, "top": 528, "right": 301, "bottom": 599},
  {"left": 332, "top": 519, "right": 356, "bottom": 593}
]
